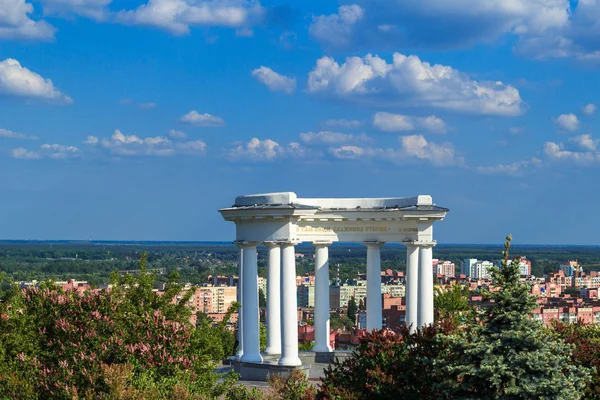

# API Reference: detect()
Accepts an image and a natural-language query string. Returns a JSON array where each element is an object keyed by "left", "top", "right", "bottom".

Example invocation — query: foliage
[
  {"left": 259, "top": 289, "right": 266, "bottom": 308},
  {"left": 346, "top": 296, "right": 358, "bottom": 319},
  {"left": 298, "top": 342, "right": 314, "bottom": 351},
  {"left": 434, "top": 283, "right": 472, "bottom": 324},
  {"left": 267, "top": 369, "right": 316, "bottom": 400},
  {"left": 439, "top": 235, "right": 591, "bottom": 399},
  {"left": 357, "top": 298, "right": 365, "bottom": 311},
  {"left": 552, "top": 322, "right": 600, "bottom": 399},
  {"left": 0, "top": 253, "right": 237, "bottom": 399},
  {"left": 226, "top": 385, "right": 265, "bottom": 400},
  {"left": 330, "top": 312, "right": 354, "bottom": 332},
  {"left": 318, "top": 323, "right": 456, "bottom": 400}
]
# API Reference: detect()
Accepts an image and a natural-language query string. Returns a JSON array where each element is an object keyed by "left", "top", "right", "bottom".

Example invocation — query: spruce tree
[{"left": 440, "top": 235, "right": 591, "bottom": 399}]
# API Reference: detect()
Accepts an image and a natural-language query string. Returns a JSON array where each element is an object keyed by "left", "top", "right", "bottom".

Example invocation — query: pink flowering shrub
[{"left": 0, "top": 253, "right": 236, "bottom": 399}]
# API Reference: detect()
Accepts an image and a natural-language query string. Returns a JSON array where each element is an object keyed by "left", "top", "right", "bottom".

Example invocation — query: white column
[
  {"left": 263, "top": 242, "right": 281, "bottom": 355},
  {"left": 240, "top": 242, "right": 263, "bottom": 363},
  {"left": 235, "top": 245, "right": 244, "bottom": 360},
  {"left": 405, "top": 243, "right": 419, "bottom": 333},
  {"left": 279, "top": 242, "right": 301, "bottom": 366},
  {"left": 365, "top": 241, "right": 384, "bottom": 331},
  {"left": 313, "top": 241, "right": 332, "bottom": 353},
  {"left": 417, "top": 243, "right": 435, "bottom": 328}
]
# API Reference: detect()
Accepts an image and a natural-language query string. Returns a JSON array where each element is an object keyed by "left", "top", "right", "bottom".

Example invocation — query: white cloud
[
  {"left": 0, "top": 59, "right": 72, "bottom": 103},
  {"left": 372, "top": 112, "right": 414, "bottom": 132},
  {"left": 39, "top": 0, "right": 111, "bottom": 20},
  {"left": 583, "top": 103, "right": 597, "bottom": 115},
  {"left": 373, "top": 112, "right": 448, "bottom": 133},
  {"left": 12, "top": 147, "right": 39, "bottom": 159},
  {"left": 307, "top": 1, "right": 600, "bottom": 61},
  {"left": 0, "top": 0, "right": 55, "bottom": 40},
  {"left": 320, "top": 119, "right": 361, "bottom": 129},
  {"left": 299, "top": 131, "right": 370, "bottom": 145},
  {"left": 419, "top": 115, "right": 448, "bottom": 134},
  {"left": 168, "top": 129, "right": 187, "bottom": 139},
  {"left": 554, "top": 113, "right": 580, "bottom": 132},
  {"left": 544, "top": 141, "right": 597, "bottom": 163},
  {"left": 475, "top": 158, "right": 541, "bottom": 175},
  {"left": 329, "top": 134, "right": 463, "bottom": 167},
  {"left": 89, "top": 129, "right": 206, "bottom": 156},
  {"left": 227, "top": 137, "right": 282, "bottom": 161},
  {"left": 116, "top": 0, "right": 265, "bottom": 35},
  {"left": 12, "top": 143, "right": 81, "bottom": 159},
  {"left": 251, "top": 66, "right": 296, "bottom": 94},
  {"left": 569, "top": 134, "right": 599, "bottom": 151},
  {"left": 309, "top": 4, "right": 364, "bottom": 49},
  {"left": 226, "top": 137, "right": 311, "bottom": 162},
  {"left": 0, "top": 128, "right": 37, "bottom": 140},
  {"left": 179, "top": 110, "right": 225, "bottom": 127},
  {"left": 329, "top": 145, "right": 364, "bottom": 160},
  {"left": 84, "top": 136, "right": 98, "bottom": 144},
  {"left": 308, "top": 53, "right": 523, "bottom": 116}
]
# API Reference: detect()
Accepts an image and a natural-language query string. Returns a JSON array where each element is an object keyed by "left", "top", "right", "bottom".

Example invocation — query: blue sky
[{"left": 1, "top": 0, "right": 599, "bottom": 244}]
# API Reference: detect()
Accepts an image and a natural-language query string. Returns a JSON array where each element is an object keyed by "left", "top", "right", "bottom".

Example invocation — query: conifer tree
[{"left": 440, "top": 235, "right": 591, "bottom": 399}]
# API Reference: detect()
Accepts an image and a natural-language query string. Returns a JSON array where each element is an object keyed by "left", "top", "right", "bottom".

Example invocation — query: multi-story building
[
  {"left": 503, "top": 257, "right": 532, "bottom": 276},
  {"left": 329, "top": 284, "right": 367, "bottom": 308},
  {"left": 560, "top": 261, "right": 582, "bottom": 277},
  {"left": 461, "top": 259, "right": 479, "bottom": 277},
  {"left": 470, "top": 260, "right": 493, "bottom": 279},
  {"left": 258, "top": 277, "right": 267, "bottom": 294},
  {"left": 433, "top": 259, "right": 455, "bottom": 278},
  {"left": 192, "top": 286, "right": 237, "bottom": 314},
  {"left": 296, "top": 275, "right": 316, "bottom": 286},
  {"left": 298, "top": 284, "right": 316, "bottom": 308}
]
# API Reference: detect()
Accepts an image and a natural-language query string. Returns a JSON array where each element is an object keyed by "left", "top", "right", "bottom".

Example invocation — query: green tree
[
  {"left": 259, "top": 289, "right": 266, "bottom": 308},
  {"left": 347, "top": 296, "right": 358, "bottom": 319},
  {"left": 434, "top": 283, "right": 470, "bottom": 321},
  {"left": 358, "top": 298, "right": 365, "bottom": 311},
  {"left": 440, "top": 235, "right": 590, "bottom": 399},
  {"left": 330, "top": 312, "right": 353, "bottom": 331}
]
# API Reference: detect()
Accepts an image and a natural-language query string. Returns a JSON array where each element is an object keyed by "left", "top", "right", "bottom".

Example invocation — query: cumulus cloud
[
  {"left": 0, "top": 59, "right": 72, "bottom": 103},
  {"left": 308, "top": 1, "right": 600, "bottom": 61},
  {"left": 39, "top": 0, "right": 111, "bottom": 20},
  {"left": 88, "top": 129, "right": 206, "bottom": 156},
  {"left": 226, "top": 137, "right": 311, "bottom": 162},
  {"left": 299, "top": 131, "right": 370, "bottom": 145},
  {"left": 116, "top": 0, "right": 265, "bottom": 35},
  {"left": 0, "top": 128, "right": 37, "bottom": 140},
  {"left": 329, "top": 134, "right": 463, "bottom": 167},
  {"left": 583, "top": 103, "right": 597, "bottom": 115},
  {"left": 84, "top": 136, "right": 98, "bottom": 144},
  {"left": 554, "top": 113, "right": 580, "bottom": 132},
  {"left": 0, "top": 0, "right": 55, "bottom": 40},
  {"left": 12, "top": 143, "right": 81, "bottom": 159},
  {"left": 544, "top": 141, "right": 598, "bottom": 163},
  {"left": 179, "top": 110, "right": 225, "bottom": 126},
  {"left": 320, "top": 118, "right": 362, "bottom": 129},
  {"left": 569, "top": 134, "right": 599, "bottom": 151},
  {"left": 251, "top": 66, "right": 296, "bottom": 94},
  {"left": 308, "top": 53, "right": 523, "bottom": 116},
  {"left": 309, "top": 4, "right": 364, "bottom": 49},
  {"left": 372, "top": 112, "right": 448, "bottom": 134}
]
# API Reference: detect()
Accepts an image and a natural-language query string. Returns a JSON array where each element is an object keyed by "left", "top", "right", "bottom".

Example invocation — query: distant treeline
[{"left": 1, "top": 242, "right": 600, "bottom": 284}]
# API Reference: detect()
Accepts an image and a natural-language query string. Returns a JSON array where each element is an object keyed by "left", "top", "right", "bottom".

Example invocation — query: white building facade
[{"left": 219, "top": 192, "right": 448, "bottom": 367}]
